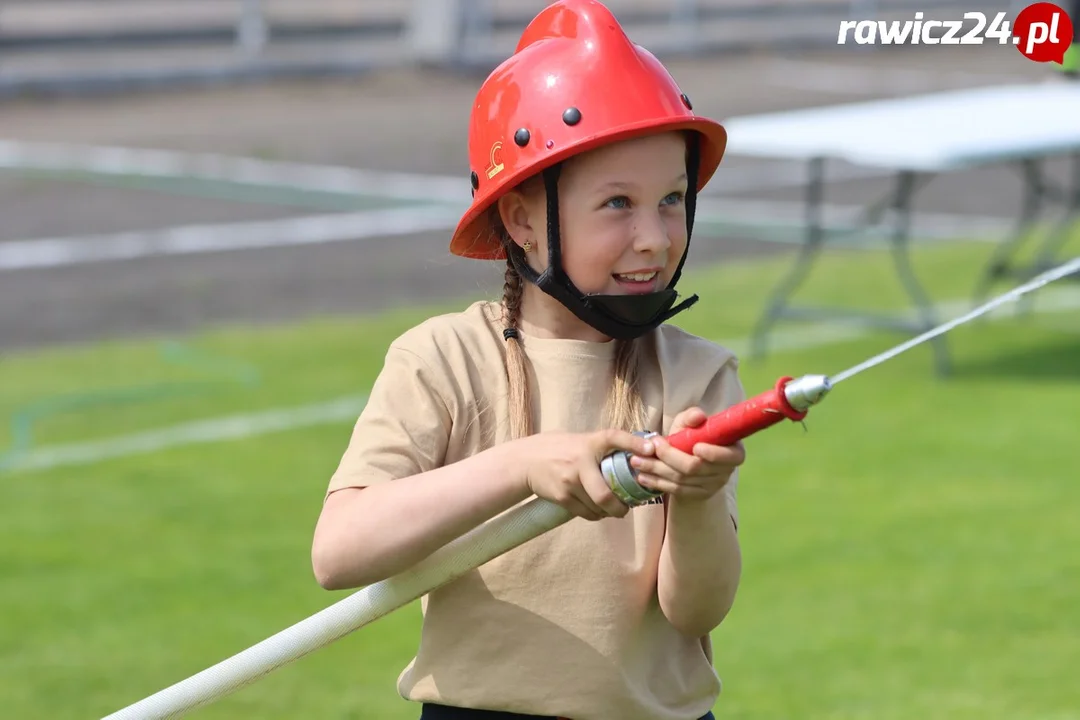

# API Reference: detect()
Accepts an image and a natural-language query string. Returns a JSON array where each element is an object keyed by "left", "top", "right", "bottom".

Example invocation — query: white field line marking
[
  {"left": 0, "top": 139, "right": 896, "bottom": 201},
  {"left": 0, "top": 140, "right": 471, "bottom": 205},
  {"left": 0, "top": 139, "right": 1021, "bottom": 252},
  {"left": 5, "top": 287, "right": 1077, "bottom": 474},
  {"left": 0, "top": 197, "right": 1015, "bottom": 272},
  {"left": 0, "top": 205, "right": 464, "bottom": 272},
  {"left": 3, "top": 395, "right": 368, "bottom": 474}
]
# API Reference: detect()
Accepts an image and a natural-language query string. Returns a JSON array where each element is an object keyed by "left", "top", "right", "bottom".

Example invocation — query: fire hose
[{"left": 102, "top": 256, "right": 1080, "bottom": 720}]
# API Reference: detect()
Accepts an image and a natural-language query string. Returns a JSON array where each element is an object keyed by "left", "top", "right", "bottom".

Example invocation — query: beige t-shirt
[{"left": 327, "top": 300, "right": 744, "bottom": 720}]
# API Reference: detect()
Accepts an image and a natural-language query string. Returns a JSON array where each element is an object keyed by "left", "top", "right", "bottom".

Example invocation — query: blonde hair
[{"left": 490, "top": 206, "right": 647, "bottom": 439}]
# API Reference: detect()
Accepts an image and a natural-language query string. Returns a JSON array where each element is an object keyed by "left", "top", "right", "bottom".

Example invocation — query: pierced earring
[{"left": 522, "top": 240, "right": 533, "bottom": 253}]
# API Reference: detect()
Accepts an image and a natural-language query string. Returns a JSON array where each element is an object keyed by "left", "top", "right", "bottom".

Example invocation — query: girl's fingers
[
  {"left": 636, "top": 473, "right": 674, "bottom": 494},
  {"left": 693, "top": 440, "right": 747, "bottom": 466},
  {"left": 637, "top": 473, "right": 709, "bottom": 500},
  {"left": 669, "top": 406, "right": 708, "bottom": 434},
  {"left": 580, "top": 464, "right": 631, "bottom": 518},
  {"left": 590, "top": 428, "right": 656, "bottom": 460},
  {"left": 569, "top": 484, "right": 608, "bottom": 520},
  {"left": 650, "top": 436, "right": 704, "bottom": 476},
  {"left": 564, "top": 492, "right": 603, "bottom": 521},
  {"left": 629, "top": 454, "right": 683, "bottom": 482}
]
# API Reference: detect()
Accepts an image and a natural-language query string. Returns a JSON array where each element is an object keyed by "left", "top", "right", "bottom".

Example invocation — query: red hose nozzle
[
  {"left": 666, "top": 374, "right": 832, "bottom": 454},
  {"left": 602, "top": 374, "right": 832, "bottom": 506}
]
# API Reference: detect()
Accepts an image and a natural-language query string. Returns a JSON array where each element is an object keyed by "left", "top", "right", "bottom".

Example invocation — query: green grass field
[{"left": 2, "top": 238, "right": 1078, "bottom": 719}]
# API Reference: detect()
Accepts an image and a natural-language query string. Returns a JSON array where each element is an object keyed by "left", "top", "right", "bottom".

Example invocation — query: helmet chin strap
[{"left": 509, "top": 134, "right": 702, "bottom": 342}]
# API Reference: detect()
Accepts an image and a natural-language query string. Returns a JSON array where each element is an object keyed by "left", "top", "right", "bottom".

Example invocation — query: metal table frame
[
  {"left": 972, "top": 152, "right": 1080, "bottom": 301},
  {"left": 719, "top": 83, "right": 1080, "bottom": 376}
]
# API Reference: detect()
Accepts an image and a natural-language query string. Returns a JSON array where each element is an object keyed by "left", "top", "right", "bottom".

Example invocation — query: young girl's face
[{"left": 504, "top": 132, "right": 691, "bottom": 297}]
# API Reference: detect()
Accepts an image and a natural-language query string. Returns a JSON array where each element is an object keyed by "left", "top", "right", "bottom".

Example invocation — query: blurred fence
[{"left": 0, "top": 0, "right": 1019, "bottom": 97}]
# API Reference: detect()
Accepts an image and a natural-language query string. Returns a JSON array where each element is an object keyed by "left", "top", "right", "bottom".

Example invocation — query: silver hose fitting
[
  {"left": 600, "top": 431, "right": 662, "bottom": 507},
  {"left": 783, "top": 374, "right": 833, "bottom": 412}
]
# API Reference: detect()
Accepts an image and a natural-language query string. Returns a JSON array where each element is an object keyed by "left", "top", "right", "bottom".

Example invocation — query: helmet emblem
[{"left": 486, "top": 141, "right": 506, "bottom": 180}]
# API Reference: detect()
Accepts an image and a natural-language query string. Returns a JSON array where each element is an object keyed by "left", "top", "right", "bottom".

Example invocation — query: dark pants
[{"left": 420, "top": 704, "right": 716, "bottom": 720}]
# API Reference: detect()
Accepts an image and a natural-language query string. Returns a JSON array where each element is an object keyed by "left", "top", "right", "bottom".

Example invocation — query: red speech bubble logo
[{"left": 1013, "top": 2, "right": 1074, "bottom": 64}]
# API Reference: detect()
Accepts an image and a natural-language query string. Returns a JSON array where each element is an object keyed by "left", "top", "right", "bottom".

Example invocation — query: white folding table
[{"left": 719, "top": 81, "right": 1080, "bottom": 375}]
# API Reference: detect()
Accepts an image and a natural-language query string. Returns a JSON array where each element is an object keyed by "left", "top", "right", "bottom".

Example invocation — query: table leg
[
  {"left": 749, "top": 162, "right": 945, "bottom": 372},
  {"left": 888, "top": 170, "right": 950, "bottom": 376},
  {"left": 749, "top": 156, "right": 826, "bottom": 360},
  {"left": 1018, "top": 151, "right": 1080, "bottom": 314},
  {"left": 1032, "top": 152, "right": 1080, "bottom": 268},
  {"left": 972, "top": 158, "right": 1046, "bottom": 304},
  {"left": 974, "top": 152, "right": 1080, "bottom": 315}
]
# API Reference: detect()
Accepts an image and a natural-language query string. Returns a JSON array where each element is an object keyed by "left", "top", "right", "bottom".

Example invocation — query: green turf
[{"left": 1, "top": 237, "right": 1078, "bottom": 719}]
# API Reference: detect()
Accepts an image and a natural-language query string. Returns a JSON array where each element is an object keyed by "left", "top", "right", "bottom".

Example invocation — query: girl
[{"left": 312, "top": 1, "right": 747, "bottom": 718}]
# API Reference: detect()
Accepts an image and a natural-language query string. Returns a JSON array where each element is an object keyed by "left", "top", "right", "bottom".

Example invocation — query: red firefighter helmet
[{"left": 449, "top": 0, "right": 728, "bottom": 260}]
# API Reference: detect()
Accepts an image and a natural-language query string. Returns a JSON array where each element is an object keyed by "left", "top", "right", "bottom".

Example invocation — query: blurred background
[{"left": 1, "top": 1, "right": 1078, "bottom": 719}]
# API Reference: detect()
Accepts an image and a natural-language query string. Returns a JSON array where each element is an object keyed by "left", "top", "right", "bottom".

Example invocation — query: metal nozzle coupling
[
  {"left": 783, "top": 374, "right": 833, "bottom": 412},
  {"left": 600, "top": 431, "right": 662, "bottom": 507}
]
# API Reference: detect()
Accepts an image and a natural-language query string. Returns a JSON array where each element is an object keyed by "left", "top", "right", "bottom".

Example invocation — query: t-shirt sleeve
[{"left": 325, "top": 342, "right": 454, "bottom": 498}]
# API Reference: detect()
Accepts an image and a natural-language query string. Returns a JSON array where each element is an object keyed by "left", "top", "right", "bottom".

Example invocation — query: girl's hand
[
  {"left": 630, "top": 407, "right": 745, "bottom": 503},
  {"left": 520, "top": 429, "right": 656, "bottom": 521}
]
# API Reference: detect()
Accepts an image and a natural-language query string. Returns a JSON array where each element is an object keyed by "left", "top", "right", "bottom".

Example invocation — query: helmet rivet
[
  {"left": 514, "top": 128, "right": 531, "bottom": 147},
  {"left": 470, "top": 171, "right": 479, "bottom": 190},
  {"left": 562, "top": 107, "right": 582, "bottom": 126},
  {"left": 546, "top": 140, "right": 555, "bottom": 149},
  {"left": 681, "top": 93, "right": 693, "bottom": 110}
]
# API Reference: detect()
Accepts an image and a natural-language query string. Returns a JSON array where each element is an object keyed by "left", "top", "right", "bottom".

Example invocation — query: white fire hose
[
  {"left": 102, "top": 496, "right": 576, "bottom": 719},
  {"left": 102, "top": 255, "right": 1080, "bottom": 720},
  {"left": 103, "top": 433, "right": 671, "bottom": 720}
]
